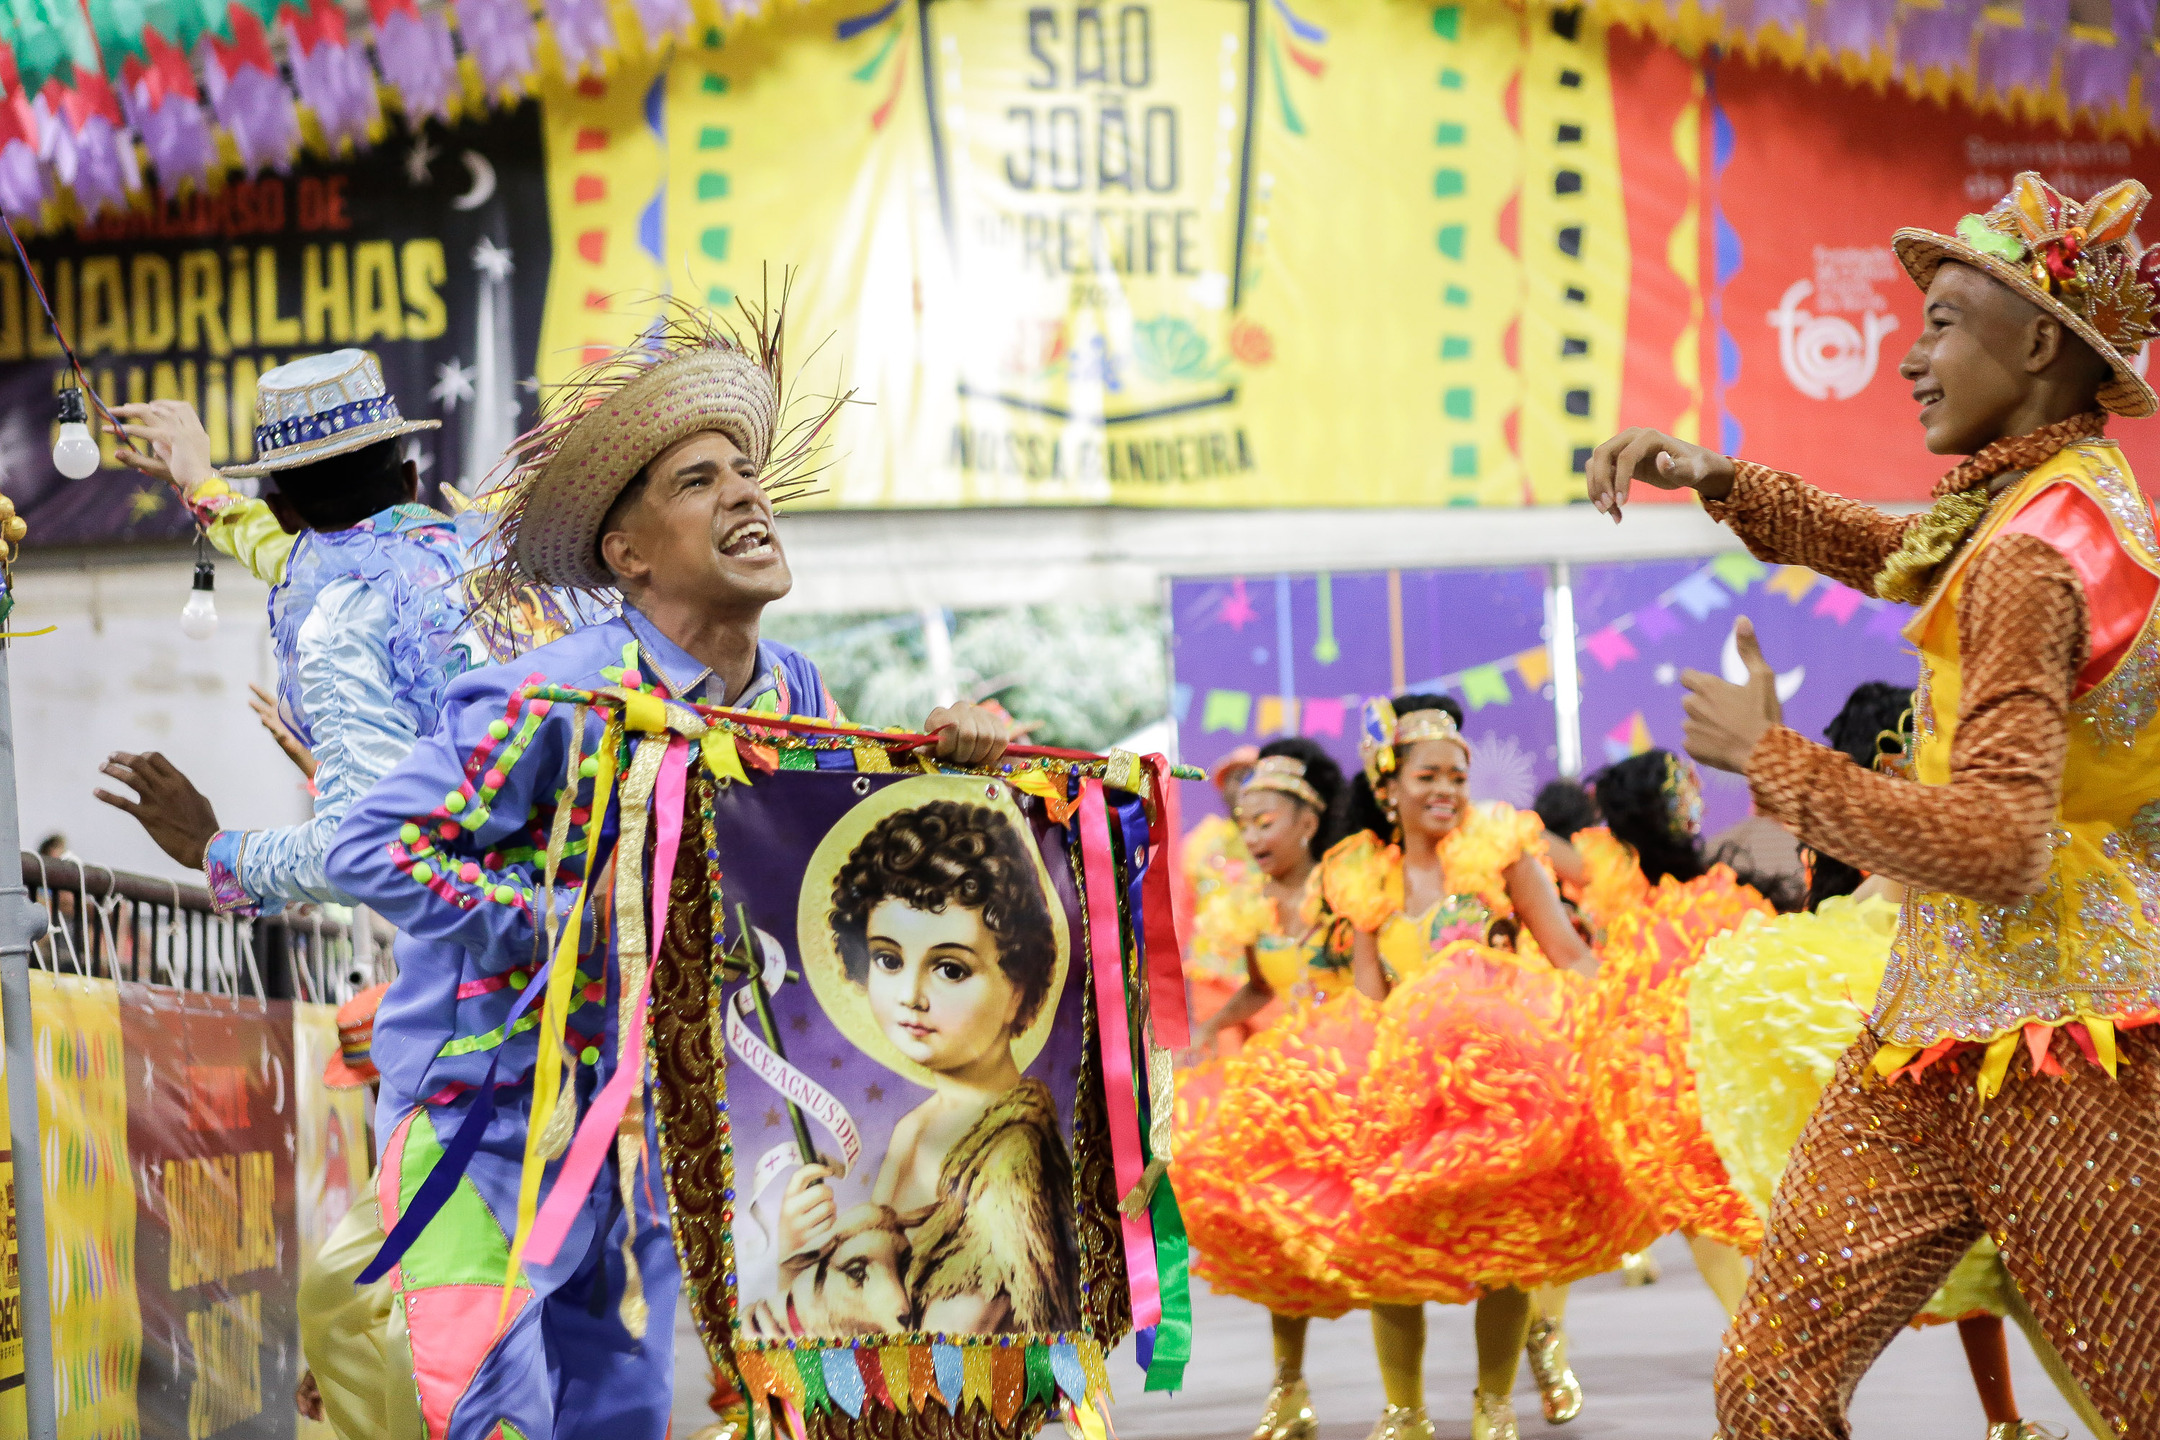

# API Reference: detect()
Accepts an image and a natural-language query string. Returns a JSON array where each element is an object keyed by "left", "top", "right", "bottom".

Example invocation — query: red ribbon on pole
[{"left": 1139, "top": 754, "right": 1191, "bottom": 1051}]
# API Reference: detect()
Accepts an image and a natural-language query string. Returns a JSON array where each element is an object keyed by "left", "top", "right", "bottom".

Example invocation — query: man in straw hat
[
  {"left": 323, "top": 300, "right": 1008, "bottom": 1440},
  {"left": 1588, "top": 173, "right": 2160, "bottom": 1437},
  {"left": 91, "top": 351, "right": 473, "bottom": 919}
]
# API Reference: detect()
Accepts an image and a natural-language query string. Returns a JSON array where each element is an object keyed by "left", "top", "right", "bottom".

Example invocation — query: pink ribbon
[
  {"left": 1077, "top": 778, "right": 1161, "bottom": 1329},
  {"left": 523, "top": 736, "right": 688, "bottom": 1266}
]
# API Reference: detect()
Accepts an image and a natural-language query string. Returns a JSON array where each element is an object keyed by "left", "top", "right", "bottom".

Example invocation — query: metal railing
[{"left": 22, "top": 851, "right": 395, "bottom": 1004}]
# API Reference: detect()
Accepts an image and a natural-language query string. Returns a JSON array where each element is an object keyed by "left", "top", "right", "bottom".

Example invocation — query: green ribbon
[
  {"left": 796, "top": 1348, "right": 831, "bottom": 1413},
  {"left": 1131, "top": 1006, "right": 1191, "bottom": 1394},
  {"left": 1024, "top": 1343, "right": 1057, "bottom": 1408}
]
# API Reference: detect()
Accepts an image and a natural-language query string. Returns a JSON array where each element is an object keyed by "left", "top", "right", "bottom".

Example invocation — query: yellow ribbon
[
  {"left": 2091, "top": 1017, "right": 2119, "bottom": 1077},
  {"left": 1977, "top": 1030, "right": 2022, "bottom": 1103},
  {"left": 0, "top": 625, "right": 56, "bottom": 639},
  {"left": 503, "top": 712, "right": 621, "bottom": 1316},
  {"left": 1871, "top": 1043, "right": 1922, "bottom": 1079},
  {"left": 701, "top": 731, "right": 749, "bottom": 787}
]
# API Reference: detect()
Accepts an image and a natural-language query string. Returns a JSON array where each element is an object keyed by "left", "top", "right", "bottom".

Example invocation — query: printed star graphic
[
  {"left": 472, "top": 236, "right": 515, "bottom": 282},
  {"left": 405, "top": 133, "right": 439, "bottom": 186},
  {"left": 764, "top": 1107, "right": 783, "bottom": 1128},
  {"left": 828, "top": 1055, "right": 843, "bottom": 1071},
  {"left": 1654, "top": 664, "right": 1678, "bottom": 686},
  {"left": 431, "top": 358, "right": 476, "bottom": 413},
  {"left": 865, "top": 1082, "right": 885, "bottom": 1103},
  {"left": 1218, "top": 577, "right": 1256, "bottom": 630},
  {"left": 128, "top": 487, "right": 165, "bottom": 521},
  {"left": 788, "top": 1013, "right": 810, "bottom": 1035},
  {"left": 399, "top": 437, "right": 434, "bottom": 481}
]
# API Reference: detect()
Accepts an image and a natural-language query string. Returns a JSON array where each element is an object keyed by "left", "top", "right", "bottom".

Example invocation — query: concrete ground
[{"left": 673, "top": 1233, "right": 2098, "bottom": 1439}]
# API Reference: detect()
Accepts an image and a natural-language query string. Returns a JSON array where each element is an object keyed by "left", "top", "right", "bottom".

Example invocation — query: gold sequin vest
[{"left": 1870, "top": 441, "right": 2160, "bottom": 1046}]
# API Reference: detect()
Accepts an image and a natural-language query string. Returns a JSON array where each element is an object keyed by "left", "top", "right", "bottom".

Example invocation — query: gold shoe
[
  {"left": 1987, "top": 1425, "right": 2068, "bottom": 1440},
  {"left": 1254, "top": 1377, "right": 1318, "bottom": 1440},
  {"left": 1471, "top": 1391, "right": 1520, "bottom": 1440},
  {"left": 1620, "top": 1249, "right": 1661, "bottom": 1286},
  {"left": 1365, "top": 1404, "right": 1433, "bottom": 1440},
  {"left": 1524, "top": 1316, "right": 1584, "bottom": 1424}
]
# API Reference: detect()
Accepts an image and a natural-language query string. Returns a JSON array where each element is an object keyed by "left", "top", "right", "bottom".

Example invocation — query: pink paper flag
[
  {"left": 1583, "top": 625, "right": 1639, "bottom": 670},
  {"left": 1302, "top": 696, "right": 1347, "bottom": 736},
  {"left": 1813, "top": 584, "right": 1865, "bottom": 624}
]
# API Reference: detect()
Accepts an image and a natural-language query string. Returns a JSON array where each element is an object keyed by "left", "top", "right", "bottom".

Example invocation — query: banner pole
[
  {"left": 1548, "top": 561, "right": 1583, "bottom": 777},
  {"left": 0, "top": 624, "right": 56, "bottom": 1440}
]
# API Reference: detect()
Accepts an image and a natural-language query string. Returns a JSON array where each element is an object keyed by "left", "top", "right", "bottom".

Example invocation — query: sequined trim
[
  {"left": 2078, "top": 444, "right": 2159, "bottom": 553},
  {"left": 203, "top": 831, "right": 260, "bottom": 918},
  {"left": 2072, "top": 605, "right": 2160, "bottom": 751}
]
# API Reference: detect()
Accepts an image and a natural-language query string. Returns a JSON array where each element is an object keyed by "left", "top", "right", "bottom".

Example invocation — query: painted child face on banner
[{"left": 722, "top": 774, "right": 1085, "bottom": 1344}]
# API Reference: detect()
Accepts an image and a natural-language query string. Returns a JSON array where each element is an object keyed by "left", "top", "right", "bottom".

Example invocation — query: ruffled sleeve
[
  {"left": 1319, "top": 831, "right": 1402, "bottom": 933},
  {"left": 1571, "top": 827, "right": 1652, "bottom": 935}
]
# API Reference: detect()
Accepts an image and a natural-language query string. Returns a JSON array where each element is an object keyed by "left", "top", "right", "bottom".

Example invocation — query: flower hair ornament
[
  {"left": 1660, "top": 751, "right": 1702, "bottom": 843},
  {"left": 1238, "top": 754, "right": 1324, "bottom": 813},
  {"left": 1358, "top": 696, "right": 1472, "bottom": 791}
]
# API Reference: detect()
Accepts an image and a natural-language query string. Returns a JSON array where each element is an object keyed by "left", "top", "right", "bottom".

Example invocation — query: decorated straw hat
[
  {"left": 322, "top": 981, "right": 390, "bottom": 1089},
  {"left": 222, "top": 349, "right": 439, "bottom": 477},
  {"left": 489, "top": 293, "right": 845, "bottom": 592},
  {"left": 1892, "top": 172, "right": 2160, "bottom": 418}
]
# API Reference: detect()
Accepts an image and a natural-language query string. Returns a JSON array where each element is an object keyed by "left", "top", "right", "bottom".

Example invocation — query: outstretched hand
[
  {"left": 93, "top": 751, "right": 222, "bottom": 870},
  {"left": 111, "top": 400, "right": 216, "bottom": 494},
  {"left": 1586, "top": 428, "right": 1738, "bottom": 523},
  {"left": 1680, "top": 617, "right": 1783, "bottom": 775}
]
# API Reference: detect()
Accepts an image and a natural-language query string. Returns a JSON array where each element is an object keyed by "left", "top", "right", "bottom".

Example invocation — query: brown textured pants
[{"left": 1715, "top": 1028, "right": 2160, "bottom": 1439}]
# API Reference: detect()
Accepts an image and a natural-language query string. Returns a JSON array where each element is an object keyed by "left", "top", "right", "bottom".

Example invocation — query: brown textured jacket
[{"left": 1707, "top": 462, "right": 2089, "bottom": 907}]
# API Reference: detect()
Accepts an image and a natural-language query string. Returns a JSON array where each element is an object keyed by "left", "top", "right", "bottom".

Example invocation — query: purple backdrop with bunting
[
  {"left": 1571, "top": 556, "right": 1919, "bottom": 837},
  {"left": 1168, "top": 567, "right": 1560, "bottom": 824}
]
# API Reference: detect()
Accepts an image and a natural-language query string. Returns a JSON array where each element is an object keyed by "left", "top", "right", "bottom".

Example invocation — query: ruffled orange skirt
[
  {"left": 1316, "top": 942, "right": 1658, "bottom": 1303},
  {"left": 1174, "top": 995, "right": 1367, "bottom": 1318},
  {"left": 1584, "top": 869, "right": 1773, "bottom": 1250}
]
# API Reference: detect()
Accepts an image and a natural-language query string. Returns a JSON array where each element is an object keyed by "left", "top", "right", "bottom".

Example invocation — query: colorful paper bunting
[
  {"left": 1633, "top": 602, "right": 1681, "bottom": 641},
  {"left": 1514, "top": 646, "right": 1552, "bottom": 691},
  {"left": 1767, "top": 565, "right": 1819, "bottom": 603},
  {"left": 1460, "top": 663, "right": 1510, "bottom": 710},
  {"left": 821, "top": 1348, "right": 865, "bottom": 1418},
  {"left": 1813, "top": 583, "right": 1865, "bottom": 623},
  {"left": 1603, "top": 710, "right": 1653, "bottom": 762},
  {"left": 1255, "top": 694, "right": 1298, "bottom": 735},
  {"left": 1302, "top": 695, "right": 1346, "bottom": 736},
  {"left": 1669, "top": 569, "right": 1731, "bottom": 620},
  {"left": 1201, "top": 689, "right": 1251, "bottom": 734},
  {"left": 1710, "top": 551, "right": 1769, "bottom": 591},
  {"left": 1584, "top": 624, "right": 1638, "bottom": 670}
]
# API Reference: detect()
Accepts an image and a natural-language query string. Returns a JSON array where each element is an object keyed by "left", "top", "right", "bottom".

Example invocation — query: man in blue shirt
[{"left": 325, "top": 306, "right": 1005, "bottom": 1440}]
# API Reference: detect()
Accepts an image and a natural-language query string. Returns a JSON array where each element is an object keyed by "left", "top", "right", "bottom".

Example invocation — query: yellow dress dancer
[
  {"left": 1688, "top": 679, "right": 2106, "bottom": 1440},
  {"left": 1177, "top": 740, "right": 1351, "bottom": 1440},
  {"left": 1581, "top": 750, "right": 1779, "bottom": 1316},
  {"left": 1224, "top": 696, "right": 1656, "bottom": 1440}
]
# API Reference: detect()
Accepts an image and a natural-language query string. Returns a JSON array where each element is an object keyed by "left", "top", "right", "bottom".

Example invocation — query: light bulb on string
[
  {"left": 52, "top": 384, "right": 98, "bottom": 480},
  {"left": 180, "top": 534, "right": 217, "bottom": 641}
]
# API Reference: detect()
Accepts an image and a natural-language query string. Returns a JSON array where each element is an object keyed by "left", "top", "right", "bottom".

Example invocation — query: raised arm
[
  {"left": 1742, "top": 533, "right": 2084, "bottom": 904},
  {"left": 113, "top": 399, "right": 296, "bottom": 584},
  {"left": 1586, "top": 428, "right": 1914, "bottom": 594}
]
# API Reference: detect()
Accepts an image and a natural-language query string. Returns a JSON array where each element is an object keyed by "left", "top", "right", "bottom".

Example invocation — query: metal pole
[
  {"left": 1548, "top": 561, "right": 1584, "bottom": 778},
  {"left": 0, "top": 631, "right": 56, "bottom": 1440}
]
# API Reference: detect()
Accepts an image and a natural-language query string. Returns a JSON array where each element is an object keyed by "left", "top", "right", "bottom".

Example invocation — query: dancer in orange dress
[
  {"left": 1223, "top": 695, "right": 1654, "bottom": 1440},
  {"left": 1175, "top": 739, "right": 1348, "bottom": 1440},
  {"left": 1581, "top": 749, "right": 1779, "bottom": 1315}
]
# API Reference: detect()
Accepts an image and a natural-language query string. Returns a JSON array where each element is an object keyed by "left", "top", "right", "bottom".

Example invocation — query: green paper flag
[
  {"left": 796, "top": 1349, "right": 831, "bottom": 1413},
  {"left": 1025, "top": 1344, "right": 1058, "bottom": 1407},
  {"left": 1459, "top": 663, "right": 1511, "bottom": 710},
  {"left": 1711, "top": 551, "right": 1769, "bottom": 592},
  {"left": 1202, "top": 689, "right": 1252, "bottom": 734}
]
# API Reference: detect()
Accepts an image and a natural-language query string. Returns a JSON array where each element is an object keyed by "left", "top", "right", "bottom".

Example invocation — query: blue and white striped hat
[{"left": 222, "top": 349, "right": 440, "bottom": 478}]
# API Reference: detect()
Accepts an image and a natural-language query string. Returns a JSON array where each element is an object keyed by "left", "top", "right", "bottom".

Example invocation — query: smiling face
[
  {"left": 598, "top": 429, "right": 792, "bottom": 614},
  {"left": 1897, "top": 262, "right": 2108, "bottom": 455},
  {"left": 1384, "top": 735, "right": 1472, "bottom": 843},
  {"left": 862, "top": 898, "right": 1025, "bottom": 1074},
  {"left": 1236, "top": 789, "right": 1318, "bottom": 881}
]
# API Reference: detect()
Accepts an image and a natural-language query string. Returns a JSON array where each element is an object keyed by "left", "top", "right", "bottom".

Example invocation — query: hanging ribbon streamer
[
  {"left": 524, "top": 731, "right": 691, "bottom": 1268},
  {"left": 1076, "top": 778, "right": 1162, "bottom": 1331},
  {"left": 358, "top": 710, "right": 611, "bottom": 1286},
  {"left": 1139, "top": 754, "right": 1192, "bottom": 1050}
]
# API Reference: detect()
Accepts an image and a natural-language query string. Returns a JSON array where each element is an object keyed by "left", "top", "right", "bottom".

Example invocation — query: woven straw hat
[
  {"left": 1892, "top": 171, "right": 2159, "bottom": 419},
  {"left": 509, "top": 344, "right": 780, "bottom": 589}
]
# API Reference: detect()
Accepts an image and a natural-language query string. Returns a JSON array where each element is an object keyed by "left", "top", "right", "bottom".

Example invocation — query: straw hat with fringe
[
  {"left": 483, "top": 287, "right": 847, "bottom": 595},
  {"left": 1892, "top": 171, "right": 2160, "bottom": 418}
]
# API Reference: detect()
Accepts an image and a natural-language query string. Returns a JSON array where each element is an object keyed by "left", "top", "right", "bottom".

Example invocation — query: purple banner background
[
  {"left": 1570, "top": 557, "right": 1918, "bottom": 837},
  {"left": 1168, "top": 566, "right": 1559, "bottom": 825}
]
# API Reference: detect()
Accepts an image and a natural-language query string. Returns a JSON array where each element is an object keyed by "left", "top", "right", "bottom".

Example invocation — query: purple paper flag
[
  {"left": 0, "top": 135, "right": 44, "bottom": 219},
  {"left": 546, "top": 0, "right": 619, "bottom": 78},
  {"left": 286, "top": 27, "right": 382, "bottom": 152},
  {"left": 375, "top": 7, "right": 461, "bottom": 123},
  {"left": 124, "top": 83, "right": 217, "bottom": 197},
  {"left": 201, "top": 52, "right": 302, "bottom": 174},
  {"left": 1810, "top": 0, "right": 1897, "bottom": 63},
  {"left": 1634, "top": 602, "right": 1683, "bottom": 641},
  {"left": 455, "top": 0, "right": 542, "bottom": 96},
  {"left": 628, "top": 0, "right": 694, "bottom": 48}
]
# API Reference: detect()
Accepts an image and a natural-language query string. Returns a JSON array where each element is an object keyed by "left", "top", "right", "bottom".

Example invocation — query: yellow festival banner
[
  {"left": 30, "top": 971, "right": 142, "bottom": 1440},
  {"left": 534, "top": 0, "right": 1640, "bottom": 507}
]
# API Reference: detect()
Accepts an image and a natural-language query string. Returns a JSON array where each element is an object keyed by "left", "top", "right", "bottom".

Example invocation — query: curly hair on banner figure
[
  {"left": 1594, "top": 750, "right": 1804, "bottom": 911},
  {"left": 1802, "top": 682, "right": 1914, "bottom": 912},
  {"left": 813, "top": 798, "right": 1081, "bottom": 1335}
]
